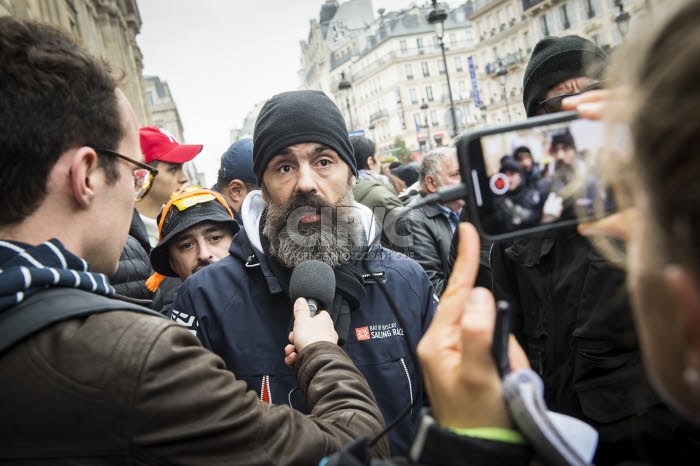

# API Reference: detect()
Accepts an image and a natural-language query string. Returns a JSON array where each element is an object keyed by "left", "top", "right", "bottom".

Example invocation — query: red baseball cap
[{"left": 140, "top": 126, "right": 203, "bottom": 164}]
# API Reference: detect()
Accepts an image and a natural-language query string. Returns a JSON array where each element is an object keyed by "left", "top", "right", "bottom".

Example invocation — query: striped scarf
[{"left": 0, "top": 239, "right": 114, "bottom": 312}]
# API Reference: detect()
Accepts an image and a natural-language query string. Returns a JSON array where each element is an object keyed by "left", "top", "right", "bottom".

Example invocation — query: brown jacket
[{"left": 0, "top": 310, "right": 389, "bottom": 464}]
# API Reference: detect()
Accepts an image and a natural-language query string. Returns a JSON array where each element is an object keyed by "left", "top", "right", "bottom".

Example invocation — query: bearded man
[{"left": 170, "top": 90, "right": 436, "bottom": 456}]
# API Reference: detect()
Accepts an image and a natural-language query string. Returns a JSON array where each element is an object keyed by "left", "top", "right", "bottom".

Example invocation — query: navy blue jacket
[{"left": 170, "top": 194, "right": 437, "bottom": 456}]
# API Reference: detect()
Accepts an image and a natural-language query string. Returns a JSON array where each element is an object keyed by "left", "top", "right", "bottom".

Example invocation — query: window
[
  {"left": 580, "top": 0, "right": 601, "bottom": 19},
  {"left": 498, "top": 9, "right": 505, "bottom": 30},
  {"left": 405, "top": 64, "right": 414, "bottom": 80},
  {"left": 438, "top": 59, "right": 445, "bottom": 75},
  {"left": 400, "top": 40, "right": 408, "bottom": 54},
  {"left": 511, "top": 37, "right": 519, "bottom": 54},
  {"left": 422, "top": 61, "right": 430, "bottom": 77},
  {"left": 454, "top": 56, "right": 463, "bottom": 72},
  {"left": 417, "top": 37, "right": 424, "bottom": 50},
  {"left": 539, "top": 15, "right": 550, "bottom": 37},
  {"left": 430, "top": 110, "right": 439, "bottom": 126},
  {"left": 488, "top": 15, "right": 495, "bottom": 32},
  {"left": 547, "top": 10, "right": 558, "bottom": 34},
  {"left": 433, "top": 36, "right": 440, "bottom": 48},
  {"left": 567, "top": 0, "right": 578, "bottom": 27},
  {"left": 426, "top": 86, "right": 434, "bottom": 102},
  {"left": 524, "top": 31, "right": 531, "bottom": 52},
  {"left": 409, "top": 88, "right": 418, "bottom": 104},
  {"left": 146, "top": 91, "right": 154, "bottom": 106},
  {"left": 449, "top": 33, "right": 457, "bottom": 48},
  {"left": 414, "top": 113, "right": 424, "bottom": 131},
  {"left": 458, "top": 80, "right": 467, "bottom": 94},
  {"left": 507, "top": 4, "right": 515, "bottom": 23},
  {"left": 465, "top": 29, "right": 474, "bottom": 45},
  {"left": 442, "top": 83, "right": 449, "bottom": 100},
  {"left": 559, "top": 4, "right": 571, "bottom": 30}
]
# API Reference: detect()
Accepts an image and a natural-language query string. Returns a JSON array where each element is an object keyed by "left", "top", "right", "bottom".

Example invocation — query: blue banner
[
  {"left": 348, "top": 129, "right": 365, "bottom": 137},
  {"left": 468, "top": 56, "right": 482, "bottom": 109}
]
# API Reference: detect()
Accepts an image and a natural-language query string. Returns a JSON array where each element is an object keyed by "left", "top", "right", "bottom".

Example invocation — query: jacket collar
[{"left": 230, "top": 191, "right": 388, "bottom": 295}]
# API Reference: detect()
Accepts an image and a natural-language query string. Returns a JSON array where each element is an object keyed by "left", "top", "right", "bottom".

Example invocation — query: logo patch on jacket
[
  {"left": 355, "top": 322, "right": 404, "bottom": 341},
  {"left": 355, "top": 326, "right": 371, "bottom": 341}
]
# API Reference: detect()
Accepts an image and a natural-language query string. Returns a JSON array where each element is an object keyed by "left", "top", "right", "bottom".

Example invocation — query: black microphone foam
[{"left": 289, "top": 260, "right": 336, "bottom": 316}]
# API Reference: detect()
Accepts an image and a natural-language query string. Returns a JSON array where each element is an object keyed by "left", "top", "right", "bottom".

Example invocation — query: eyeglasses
[
  {"left": 92, "top": 148, "right": 158, "bottom": 201},
  {"left": 538, "top": 80, "right": 607, "bottom": 114}
]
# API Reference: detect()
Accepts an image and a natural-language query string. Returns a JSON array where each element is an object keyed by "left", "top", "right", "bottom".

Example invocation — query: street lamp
[
  {"left": 614, "top": 0, "right": 631, "bottom": 38},
  {"left": 337, "top": 72, "right": 354, "bottom": 131},
  {"left": 496, "top": 60, "right": 512, "bottom": 122},
  {"left": 427, "top": 0, "right": 459, "bottom": 139},
  {"left": 420, "top": 98, "right": 433, "bottom": 151}
]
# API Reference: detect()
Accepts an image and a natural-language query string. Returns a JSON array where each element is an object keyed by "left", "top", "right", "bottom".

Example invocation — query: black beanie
[
  {"left": 499, "top": 155, "right": 524, "bottom": 176},
  {"left": 522, "top": 35, "right": 607, "bottom": 117},
  {"left": 253, "top": 90, "right": 357, "bottom": 183},
  {"left": 550, "top": 128, "right": 576, "bottom": 149}
]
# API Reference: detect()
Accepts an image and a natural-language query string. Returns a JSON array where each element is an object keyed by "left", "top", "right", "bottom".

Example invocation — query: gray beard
[{"left": 263, "top": 185, "right": 364, "bottom": 269}]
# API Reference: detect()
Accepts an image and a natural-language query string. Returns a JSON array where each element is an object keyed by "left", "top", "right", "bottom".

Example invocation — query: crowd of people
[{"left": 2, "top": 1, "right": 700, "bottom": 464}]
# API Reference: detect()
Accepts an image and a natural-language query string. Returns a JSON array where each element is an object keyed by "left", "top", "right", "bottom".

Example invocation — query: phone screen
[{"left": 461, "top": 114, "right": 616, "bottom": 240}]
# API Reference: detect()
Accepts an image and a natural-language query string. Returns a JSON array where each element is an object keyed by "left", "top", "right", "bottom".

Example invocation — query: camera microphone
[{"left": 289, "top": 260, "right": 336, "bottom": 317}]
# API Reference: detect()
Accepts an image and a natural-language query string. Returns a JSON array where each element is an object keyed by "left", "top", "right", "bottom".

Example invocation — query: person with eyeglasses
[
  {"left": 0, "top": 17, "right": 389, "bottom": 464},
  {"left": 109, "top": 127, "right": 202, "bottom": 303},
  {"left": 522, "top": 35, "right": 607, "bottom": 118},
  {"left": 99, "top": 147, "right": 161, "bottom": 302},
  {"left": 485, "top": 33, "right": 698, "bottom": 465}
]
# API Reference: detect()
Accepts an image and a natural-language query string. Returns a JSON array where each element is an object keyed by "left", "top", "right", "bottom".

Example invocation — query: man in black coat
[
  {"left": 396, "top": 148, "right": 463, "bottom": 295},
  {"left": 491, "top": 35, "right": 700, "bottom": 465}
]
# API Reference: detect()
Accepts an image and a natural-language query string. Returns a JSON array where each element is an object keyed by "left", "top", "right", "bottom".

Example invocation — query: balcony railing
[
  {"left": 521, "top": 0, "right": 547, "bottom": 12},
  {"left": 369, "top": 109, "right": 389, "bottom": 123},
  {"left": 484, "top": 50, "right": 525, "bottom": 75}
]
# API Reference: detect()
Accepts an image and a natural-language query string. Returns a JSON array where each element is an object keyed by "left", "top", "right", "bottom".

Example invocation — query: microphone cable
[
  {"left": 397, "top": 183, "right": 469, "bottom": 220},
  {"left": 357, "top": 182, "right": 470, "bottom": 448},
  {"left": 361, "top": 260, "right": 424, "bottom": 449}
]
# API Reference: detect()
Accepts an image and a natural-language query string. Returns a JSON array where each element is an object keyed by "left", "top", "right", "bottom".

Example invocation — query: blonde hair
[{"left": 597, "top": 0, "right": 700, "bottom": 274}]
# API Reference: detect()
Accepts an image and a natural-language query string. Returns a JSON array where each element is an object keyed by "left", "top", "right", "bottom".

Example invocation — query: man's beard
[{"left": 262, "top": 184, "right": 364, "bottom": 269}]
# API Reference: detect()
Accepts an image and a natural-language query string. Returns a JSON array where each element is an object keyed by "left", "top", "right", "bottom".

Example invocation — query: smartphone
[{"left": 457, "top": 111, "right": 617, "bottom": 241}]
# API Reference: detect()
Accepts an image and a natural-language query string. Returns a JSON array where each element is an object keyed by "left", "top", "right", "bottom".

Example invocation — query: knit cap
[
  {"left": 253, "top": 90, "right": 356, "bottom": 182},
  {"left": 522, "top": 35, "right": 607, "bottom": 117}
]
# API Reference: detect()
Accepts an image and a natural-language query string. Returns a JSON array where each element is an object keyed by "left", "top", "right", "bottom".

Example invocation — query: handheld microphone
[{"left": 289, "top": 260, "right": 336, "bottom": 317}]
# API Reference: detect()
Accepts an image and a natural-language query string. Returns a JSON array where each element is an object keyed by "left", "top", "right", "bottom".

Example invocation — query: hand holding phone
[{"left": 457, "top": 111, "right": 617, "bottom": 241}]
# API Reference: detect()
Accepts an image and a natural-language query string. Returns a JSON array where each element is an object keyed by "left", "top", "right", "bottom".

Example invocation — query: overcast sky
[{"left": 136, "top": 0, "right": 461, "bottom": 185}]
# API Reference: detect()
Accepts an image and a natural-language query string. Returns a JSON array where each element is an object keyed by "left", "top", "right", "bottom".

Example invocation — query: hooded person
[
  {"left": 491, "top": 156, "right": 542, "bottom": 232},
  {"left": 169, "top": 89, "right": 437, "bottom": 456},
  {"left": 522, "top": 35, "right": 607, "bottom": 117}
]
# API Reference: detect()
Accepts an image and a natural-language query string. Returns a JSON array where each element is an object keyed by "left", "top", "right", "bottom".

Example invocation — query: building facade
[
  {"left": 296, "top": 0, "right": 648, "bottom": 157},
  {"left": 1, "top": 0, "right": 205, "bottom": 184},
  {"left": 143, "top": 75, "right": 205, "bottom": 186},
  {"left": 1, "top": 0, "right": 151, "bottom": 127},
  {"left": 470, "top": 0, "right": 649, "bottom": 126}
]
